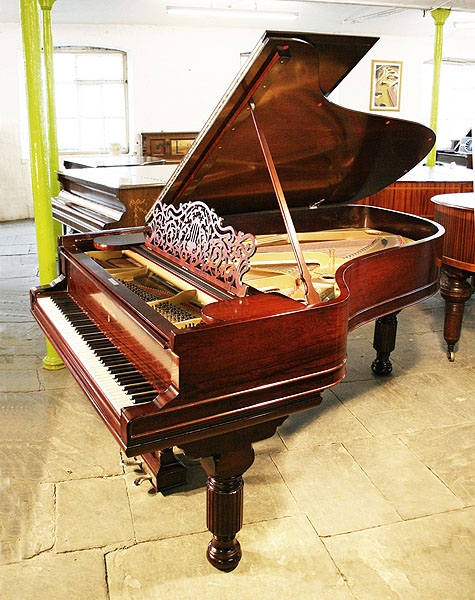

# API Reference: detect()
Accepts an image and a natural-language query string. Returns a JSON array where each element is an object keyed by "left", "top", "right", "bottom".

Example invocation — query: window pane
[
  {"left": 57, "top": 119, "right": 79, "bottom": 150},
  {"left": 101, "top": 54, "right": 124, "bottom": 80},
  {"left": 53, "top": 54, "right": 75, "bottom": 82},
  {"left": 54, "top": 47, "right": 128, "bottom": 152},
  {"left": 55, "top": 83, "right": 78, "bottom": 118},
  {"left": 79, "top": 85, "right": 103, "bottom": 118},
  {"left": 80, "top": 119, "right": 105, "bottom": 150},
  {"left": 76, "top": 54, "right": 102, "bottom": 80},
  {"left": 103, "top": 84, "right": 125, "bottom": 117},
  {"left": 104, "top": 118, "right": 126, "bottom": 147}
]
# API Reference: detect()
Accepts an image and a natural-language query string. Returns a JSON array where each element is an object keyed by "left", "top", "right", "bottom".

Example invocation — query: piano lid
[{"left": 146, "top": 31, "right": 435, "bottom": 219}]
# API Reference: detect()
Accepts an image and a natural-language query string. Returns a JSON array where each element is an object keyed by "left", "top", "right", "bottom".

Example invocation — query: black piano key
[
  {"left": 113, "top": 371, "right": 144, "bottom": 381},
  {"left": 88, "top": 340, "right": 115, "bottom": 349},
  {"left": 95, "top": 348, "right": 121, "bottom": 356},
  {"left": 100, "top": 357, "right": 129, "bottom": 366},
  {"left": 75, "top": 326, "right": 100, "bottom": 334},
  {"left": 106, "top": 360, "right": 134, "bottom": 368},
  {"left": 131, "top": 391, "right": 158, "bottom": 403},
  {"left": 96, "top": 349, "right": 124, "bottom": 358},
  {"left": 122, "top": 382, "right": 153, "bottom": 391},
  {"left": 101, "top": 361, "right": 131, "bottom": 370},
  {"left": 110, "top": 369, "right": 141, "bottom": 378},
  {"left": 82, "top": 333, "right": 108, "bottom": 341}
]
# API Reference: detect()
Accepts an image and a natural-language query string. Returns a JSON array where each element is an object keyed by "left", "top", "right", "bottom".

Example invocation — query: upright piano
[{"left": 31, "top": 31, "right": 443, "bottom": 571}]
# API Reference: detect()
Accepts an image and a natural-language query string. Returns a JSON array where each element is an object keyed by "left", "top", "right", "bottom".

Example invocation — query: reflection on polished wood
[{"left": 431, "top": 193, "right": 475, "bottom": 360}]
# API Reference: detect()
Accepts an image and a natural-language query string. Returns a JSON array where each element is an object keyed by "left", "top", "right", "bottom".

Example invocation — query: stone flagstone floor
[{"left": 0, "top": 219, "right": 474, "bottom": 599}]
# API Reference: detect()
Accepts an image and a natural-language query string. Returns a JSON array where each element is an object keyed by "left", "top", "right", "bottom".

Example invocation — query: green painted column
[
  {"left": 20, "top": 0, "right": 64, "bottom": 370},
  {"left": 39, "top": 0, "right": 63, "bottom": 241},
  {"left": 427, "top": 8, "right": 451, "bottom": 167}
]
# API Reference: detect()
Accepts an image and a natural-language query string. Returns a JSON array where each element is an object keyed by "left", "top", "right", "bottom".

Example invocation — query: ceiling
[{"left": 1, "top": 0, "right": 475, "bottom": 39}]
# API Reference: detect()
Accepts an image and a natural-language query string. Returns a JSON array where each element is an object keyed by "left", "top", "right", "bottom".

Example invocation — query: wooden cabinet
[{"left": 141, "top": 131, "right": 198, "bottom": 161}]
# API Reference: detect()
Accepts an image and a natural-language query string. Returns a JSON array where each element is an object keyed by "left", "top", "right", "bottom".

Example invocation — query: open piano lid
[{"left": 146, "top": 31, "right": 434, "bottom": 220}]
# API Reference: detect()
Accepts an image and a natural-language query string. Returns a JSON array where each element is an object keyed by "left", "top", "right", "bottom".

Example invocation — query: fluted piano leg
[
  {"left": 180, "top": 418, "right": 287, "bottom": 570},
  {"left": 371, "top": 312, "right": 399, "bottom": 376},
  {"left": 200, "top": 446, "right": 254, "bottom": 571}
]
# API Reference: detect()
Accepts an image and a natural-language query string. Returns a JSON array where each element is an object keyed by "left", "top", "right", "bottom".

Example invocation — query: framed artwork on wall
[{"left": 370, "top": 60, "right": 402, "bottom": 111}]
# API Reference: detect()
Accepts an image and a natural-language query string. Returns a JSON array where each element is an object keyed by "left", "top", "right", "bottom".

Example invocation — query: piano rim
[{"left": 56, "top": 205, "right": 445, "bottom": 339}]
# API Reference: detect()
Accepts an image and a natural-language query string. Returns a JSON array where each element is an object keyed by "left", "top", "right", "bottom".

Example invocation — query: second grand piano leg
[
  {"left": 200, "top": 445, "right": 255, "bottom": 571},
  {"left": 440, "top": 267, "right": 473, "bottom": 361},
  {"left": 371, "top": 312, "right": 400, "bottom": 376}
]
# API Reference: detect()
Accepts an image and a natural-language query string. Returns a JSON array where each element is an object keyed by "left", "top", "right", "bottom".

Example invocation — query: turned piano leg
[
  {"left": 439, "top": 267, "right": 473, "bottom": 361},
  {"left": 180, "top": 418, "right": 287, "bottom": 571},
  {"left": 371, "top": 312, "right": 399, "bottom": 376},
  {"left": 200, "top": 445, "right": 255, "bottom": 571}
]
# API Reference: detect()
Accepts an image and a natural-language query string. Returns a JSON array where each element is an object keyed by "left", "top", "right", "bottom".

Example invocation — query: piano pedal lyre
[
  {"left": 133, "top": 474, "right": 154, "bottom": 487},
  {"left": 130, "top": 450, "right": 188, "bottom": 494},
  {"left": 120, "top": 457, "right": 143, "bottom": 473}
]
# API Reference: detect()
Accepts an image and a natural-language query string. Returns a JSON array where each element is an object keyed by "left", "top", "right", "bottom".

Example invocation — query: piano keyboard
[{"left": 36, "top": 295, "right": 159, "bottom": 414}]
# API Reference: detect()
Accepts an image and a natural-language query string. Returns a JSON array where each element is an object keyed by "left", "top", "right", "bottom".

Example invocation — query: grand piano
[{"left": 31, "top": 31, "right": 443, "bottom": 571}]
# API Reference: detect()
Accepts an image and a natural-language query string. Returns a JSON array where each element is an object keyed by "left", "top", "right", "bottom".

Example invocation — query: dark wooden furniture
[
  {"left": 436, "top": 150, "right": 472, "bottom": 169},
  {"left": 431, "top": 192, "right": 474, "bottom": 360},
  {"left": 52, "top": 164, "right": 177, "bottom": 233},
  {"left": 140, "top": 131, "right": 198, "bottom": 161},
  {"left": 31, "top": 31, "right": 443, "bottom": 572},
  {"left": 357, "top": 165, "right": 473, "bottom": 219}
]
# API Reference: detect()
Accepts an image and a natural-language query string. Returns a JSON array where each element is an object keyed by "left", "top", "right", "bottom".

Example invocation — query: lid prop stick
[{"left": 249, "top": 101, "right": 321, "bottom": 306}]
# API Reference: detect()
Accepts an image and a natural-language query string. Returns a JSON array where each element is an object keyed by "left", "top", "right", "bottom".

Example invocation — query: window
[
  {"left": 422, "top": 60, "right": 475, "bottom": 150},
  {"left": 53, "top": 47, "right": 128, "bottom": 153}
]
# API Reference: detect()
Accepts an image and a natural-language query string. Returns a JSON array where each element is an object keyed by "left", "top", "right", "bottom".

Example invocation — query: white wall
[
  {"left": 0, "top": 24, "right": 33, "bottom": 221},
  {"left": 0, "top": 23, "right": 459, "bottom": 221},
  {"left": 334, "top": 35, "right": 432, "bottom": 126}
]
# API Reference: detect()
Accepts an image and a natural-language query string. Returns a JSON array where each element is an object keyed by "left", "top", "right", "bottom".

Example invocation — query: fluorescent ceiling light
[{"left": 166, "top": 6, "right": 299, "bottom": 20}]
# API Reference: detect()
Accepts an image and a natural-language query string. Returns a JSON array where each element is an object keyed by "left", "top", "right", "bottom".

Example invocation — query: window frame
[{"left": 54, "top": 45, "right": 129, "bottom": 154}]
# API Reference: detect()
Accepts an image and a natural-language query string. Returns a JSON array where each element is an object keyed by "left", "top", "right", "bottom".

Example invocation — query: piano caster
[
  {"left": 371, "top": 355, "right": 392, "bottom": 376},
  {"left": 372, "top": 312, "right": 399, "bottom": 377},
  {"left": 447, "top": 346, "right": 455, "bottom": 362}
]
